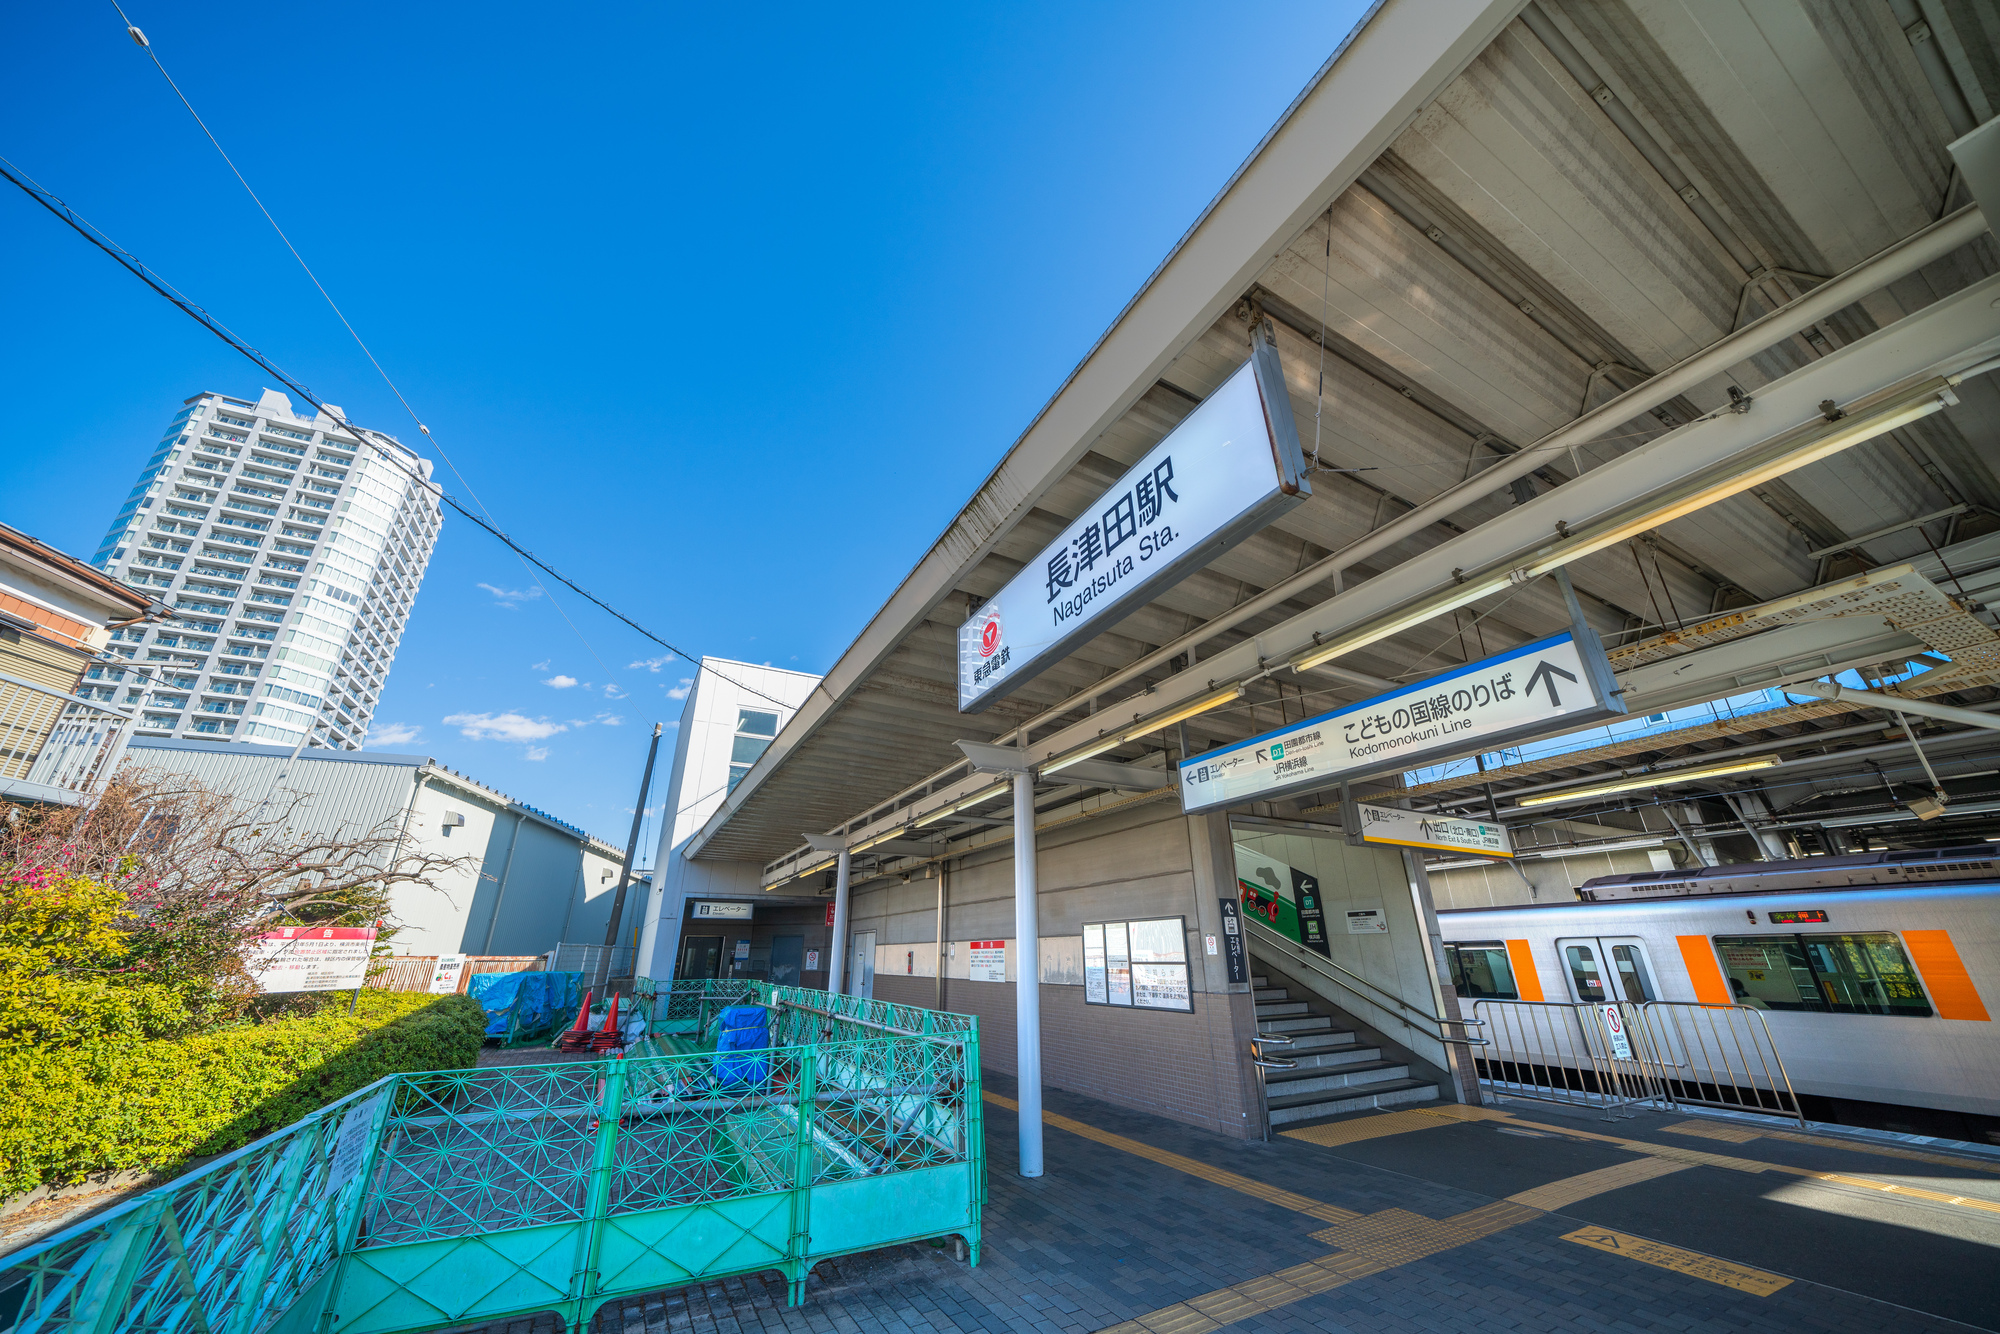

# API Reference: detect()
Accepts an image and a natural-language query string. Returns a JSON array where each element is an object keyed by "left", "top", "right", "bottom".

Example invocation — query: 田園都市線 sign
[
  {"left": 1179, "top": 629, "right": 1623, "bottom": 814},
  {"left": 956, "top": 331, "right": 1309, "bottom": 712},
  {"left": 1354, "top": 802, "right": 1513, "bottom": 858}
]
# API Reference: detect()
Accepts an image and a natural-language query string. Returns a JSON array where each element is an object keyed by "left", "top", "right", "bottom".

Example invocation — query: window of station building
[
  {"left": 725, "top": 708, "right": 782, "bottom": 793},
  {"left": 1444, "top": 942, "right": 1517, "bottom": 1000},
  {"left": 1713, "top": 933, "right": 1933, "bottom": 1017}
]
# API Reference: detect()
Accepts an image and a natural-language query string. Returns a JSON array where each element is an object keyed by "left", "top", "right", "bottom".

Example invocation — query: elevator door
[
  {"left": 678, "top": 935, "right": 722, "bottom": 980},
  {"left": 770, "top": 934, "right": 804, "bottom": 986}
]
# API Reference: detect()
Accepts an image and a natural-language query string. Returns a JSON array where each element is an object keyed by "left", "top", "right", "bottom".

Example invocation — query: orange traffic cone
[
  {"left": 589, "top": 993, "right": 624, "bottom": 1052},
  {"left": 556, "top": 988, "right": 595, "bottom": 1051}
]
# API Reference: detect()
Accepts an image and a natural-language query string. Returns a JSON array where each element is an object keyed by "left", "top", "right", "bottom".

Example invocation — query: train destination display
[{"left": 1179, "top": 629, "right": 1625, "bottom": 814}]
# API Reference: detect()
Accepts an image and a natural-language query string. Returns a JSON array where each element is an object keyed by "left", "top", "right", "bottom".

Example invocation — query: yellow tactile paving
[
  {"left": 982, "top": 1091, "right": 1361, "bottom": 1222},
  {"left": 1307, "top": 1200, "right": 1541, "bottom": 1263},
  {"left": 1279, "top": 1105, "right": 1480, "bottom": 1147},
  {"left": 1665, "top": 1117, "right": 2000, "bottom": 1175},
  {"left": 1563, "top": 1226, "right": 1792, "bottom": 1296},
  {"left": 1505, "top": 1156, "right": 1692, "bottom": 1211}
]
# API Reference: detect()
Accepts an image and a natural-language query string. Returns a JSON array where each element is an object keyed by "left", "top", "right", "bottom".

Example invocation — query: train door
[{"left": 1555, "top": 936, "right": 1659, "bottom": 1005}]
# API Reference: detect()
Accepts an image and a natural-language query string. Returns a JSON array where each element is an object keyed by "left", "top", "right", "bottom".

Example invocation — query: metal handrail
[
  {"left": 1244, "top": 914, "right": 1487, "bottom": 1047},
  {"left": 1247, "top": 1032, "right": 1297, "bottom": 1142}
]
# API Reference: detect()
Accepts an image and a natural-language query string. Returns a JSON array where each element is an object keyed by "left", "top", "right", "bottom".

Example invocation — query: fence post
[
  {"left": 787, "top": 1043, "right": 820, "bottom": 1306},
  {"left": 572, "top": 1056, "right": 628, "bottom": 1328}
]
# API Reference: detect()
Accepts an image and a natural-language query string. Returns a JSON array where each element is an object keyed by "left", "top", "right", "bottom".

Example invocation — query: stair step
[
  {"left": 1252, "top": 987, "right": 1289, "bottom": 1002},
  {"left": 1285, "top": 1044, "right": 1381, "bottom": 1070},
  {"left": 1263, "top": 1060, "right": 1410, "bottom": 1096},
  {"left": 1250, "top": 975, "right": 1268, "bottom": 988},
  {"left": 1259, "top": 1014, "right": 1337, "bottom": 1034},
  {"left": 1254, "top": 1000, "right": 1309, "bottom": 1018},
  {"left": 1262, "top": 1031, "right": 1360, "bottom": 1056},
  {"left": 1265, "top": 1079, "right": 1441, "bottom": 1123}
]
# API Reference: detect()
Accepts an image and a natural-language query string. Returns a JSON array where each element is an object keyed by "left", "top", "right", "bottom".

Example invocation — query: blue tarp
[
  {"left": 714, "top": 1005, "right": 769, "bottom": 1085},
  {"left": 468, "top": 970, "right": 585, "bottom": 1040}
]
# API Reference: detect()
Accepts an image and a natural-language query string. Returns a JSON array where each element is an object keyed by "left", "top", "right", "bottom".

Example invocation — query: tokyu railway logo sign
[
  {"left": 1178, "top": 629, "right": 1625, "bottom": 814},
  {"left": 957, "top": 335, "right": 1310, "bottom": 713}
]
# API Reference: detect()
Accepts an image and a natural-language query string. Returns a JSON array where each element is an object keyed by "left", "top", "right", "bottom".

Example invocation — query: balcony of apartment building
[{"left": 0, "top": 522, "right": 162, "bottom": 806}]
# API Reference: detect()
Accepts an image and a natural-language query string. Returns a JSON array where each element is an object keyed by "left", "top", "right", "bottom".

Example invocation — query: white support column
[
  {"left": 1012, "top": 769, "right": 1044, "bottom": 1179},
  {"left": 805, "top": 833, "right": 852, "bottom": 997}
]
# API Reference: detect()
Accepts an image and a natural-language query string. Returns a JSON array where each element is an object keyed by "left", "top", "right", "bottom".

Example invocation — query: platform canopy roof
[{"left": 688, "top": 0, "right": 2000, "bottom": 882}]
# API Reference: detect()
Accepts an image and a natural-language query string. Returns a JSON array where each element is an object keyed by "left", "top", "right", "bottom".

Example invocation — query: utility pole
[{"left": 602, "top": 723, "right": 664, "bottom": 982}]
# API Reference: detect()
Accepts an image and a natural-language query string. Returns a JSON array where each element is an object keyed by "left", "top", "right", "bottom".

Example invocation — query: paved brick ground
[{"left": 454, "top": 1073, "right": 1999, "bottom": 1334}]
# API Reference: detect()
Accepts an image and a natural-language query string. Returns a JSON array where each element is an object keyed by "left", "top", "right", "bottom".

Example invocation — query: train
[{"left": 1435, "top": 844, "right": 2000, "bottom": 1144}]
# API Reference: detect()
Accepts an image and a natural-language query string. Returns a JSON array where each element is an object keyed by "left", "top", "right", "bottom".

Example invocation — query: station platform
[{"left": 461, "top": 1076, "right": 2000, "bottom": 1334}]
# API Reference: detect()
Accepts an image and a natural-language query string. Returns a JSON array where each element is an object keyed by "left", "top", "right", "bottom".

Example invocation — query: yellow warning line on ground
[
  {"left": 1666, "top": 1118, "right": 2000, "bottom": 1176},
  {"left": 982, "top": 1091, "right": 1359, "bottom": 1223},
  {"left": 1505, "top": 1156, "right": 1691, "bottom": 1211},
  {"left": 1562, "top": 1226, "right": 1792, "bottom": 1296},
  {"left": 1806, "top": 1171, "right": 2000, "bottom": 1214}
]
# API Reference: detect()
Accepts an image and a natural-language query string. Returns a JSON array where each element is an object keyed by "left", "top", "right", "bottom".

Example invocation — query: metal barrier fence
[
  {"left": 0, "top": 985, "right": 984, "bottom": 1334},
  {"left": 1470, "top": 998, "right": 1803, "bottom": 1126}
]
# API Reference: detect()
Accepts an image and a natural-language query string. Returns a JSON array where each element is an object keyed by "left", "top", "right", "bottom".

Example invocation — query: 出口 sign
[
  {"left": 1180, "top": 630, "right": 1623, "bottom": 814},
  {"left": 1355, "top": 803, "right": 1513, "bottom": 858},
  {"left": 957, "top": 336, "right": 1309, "bottom": 712}
]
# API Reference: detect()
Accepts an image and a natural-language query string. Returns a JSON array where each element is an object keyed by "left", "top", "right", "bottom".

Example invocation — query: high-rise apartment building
[{"left": 89, "top": 388, "right": 441, "bottom": 750}]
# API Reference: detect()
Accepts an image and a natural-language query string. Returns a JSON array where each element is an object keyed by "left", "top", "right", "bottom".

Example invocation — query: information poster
[
  {"left": 969, "top": 940, "right": 1007, "bottom": 982},
  {"left": 1082, "top": 916, "right": 1191, "bottom": 1013},
  {"left": 427, "top": 954, "right": 467, "bottom": 994},
  {"left": 248, "top": 926, "right": 377, "bottom": 994},
  {"left": 1105, "top": 922, "right": 1132, "bottom": 1004}
]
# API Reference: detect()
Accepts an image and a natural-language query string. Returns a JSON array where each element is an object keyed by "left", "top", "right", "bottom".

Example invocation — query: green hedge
[{"left": 0, "top": 991, "right": 485, "bottom": 1197}]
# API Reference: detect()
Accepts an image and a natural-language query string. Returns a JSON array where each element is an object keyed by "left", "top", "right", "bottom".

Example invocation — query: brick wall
[{"left": 874, "top": 974, "right": 1261, "bottom": 1138}]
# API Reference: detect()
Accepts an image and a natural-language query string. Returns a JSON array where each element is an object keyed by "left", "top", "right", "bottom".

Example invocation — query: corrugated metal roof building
[{"left": 125, "top": 737, "right": 633, "bottom": 956}]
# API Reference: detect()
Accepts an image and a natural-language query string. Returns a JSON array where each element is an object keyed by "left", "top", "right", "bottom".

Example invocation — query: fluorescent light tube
[
  {"left": 1514, "top": 756, "right": 1778, "bottom": 807},
  {"left": 1041, "top": 683, "right": 1246, "bottom": 774}
]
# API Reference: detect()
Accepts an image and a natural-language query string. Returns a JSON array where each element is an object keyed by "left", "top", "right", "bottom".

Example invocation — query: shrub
[{"left": 0, "top": 991, "right": 484, "bottom": 1197}]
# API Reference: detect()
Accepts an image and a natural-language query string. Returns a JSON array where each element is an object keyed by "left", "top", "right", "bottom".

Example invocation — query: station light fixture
[
  {"left": 915, "top": 779, "right": 1013, "bottom": 827},
  {"left": 1289, "top": 384, "right": 1952, "bottom": 679},
  {"left": 1514, "top": 755, "right": 1779, "bottom": 808},
  {"left": 1041, "top": 683, "right": 1247, "bottom": 775}
]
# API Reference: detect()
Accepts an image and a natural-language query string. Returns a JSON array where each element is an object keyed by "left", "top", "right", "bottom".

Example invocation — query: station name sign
[
  {"left": 957, "top": 334, "right": 1310, "bottom": 712},
  {"left": 1178, "top": 629, "right": 1625, "bottom": 814}
]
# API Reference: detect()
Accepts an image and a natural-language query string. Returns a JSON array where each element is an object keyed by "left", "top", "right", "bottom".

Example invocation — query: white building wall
[
  {"left": 91, "top": 388, "right": 440, "bottom": 752},
  {"left": 635, "top": 658, "right": 821, "bottom": 980}
]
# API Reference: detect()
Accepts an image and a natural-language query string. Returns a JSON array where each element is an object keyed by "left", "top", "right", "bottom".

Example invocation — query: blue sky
[{"left": 1, "top": 1, "right": 1367, "bottom": 855}]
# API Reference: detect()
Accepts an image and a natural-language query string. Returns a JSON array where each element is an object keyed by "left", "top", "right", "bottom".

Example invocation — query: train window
[
  {"left": 1445, "top": 943, "right": 1517, "bottom": 1000},
  {"left": 1609, "top": 945, "right": 1655, "bottom": 1002},
  {"left": 1712, "top": 933, "right": 1933, "bottom": 1017},
  {"left": 1564, "top": 945, "right": 1608, "bottom": 1003}
]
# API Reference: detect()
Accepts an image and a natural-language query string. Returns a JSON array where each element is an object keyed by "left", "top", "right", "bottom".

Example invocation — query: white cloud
[
  {"left": 443, "top": 711, "right": 568, "bottom": 742},
  {"left": 664, "top": 719, "right": 679, "bottom": 729},
  {"left": 479, "top": 582, "right": 544, "bottom": 609},
  {"left": 667, "top": 677, "right": 693, "bottom": 700},
  {"left": 602, "top": 683, "right": 627, "bottom": 700},
  {"left": 543, "top": 674, "right": 580, "bottom": 689},
  {"left": 629, "top": 654, "right": 677, "bottom": 672},
  {"left": 531, "top": 659, "right": 551, "bottom": 671},
  {"left": 366, "top": 721, "right": 422, "bottom": 747},
  {"left": 596, "top": 712, "right": 624, "bottom": 726},
  {"left": 524, "top": 745, "right": 550, "bottom": 761}
]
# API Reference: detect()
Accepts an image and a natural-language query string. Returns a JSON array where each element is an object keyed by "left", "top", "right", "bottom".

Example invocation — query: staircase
[{"left": 1254, "top": 971, "right": 1439, "bottom": 1123}]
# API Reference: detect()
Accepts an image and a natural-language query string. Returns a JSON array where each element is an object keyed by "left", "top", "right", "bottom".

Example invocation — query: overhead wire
[
  {"left": 105, "top": 3, "right": 658, "bottom": 724},
  {"left": 0, "top": 154, "right": 795, "bottom": 715}
]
